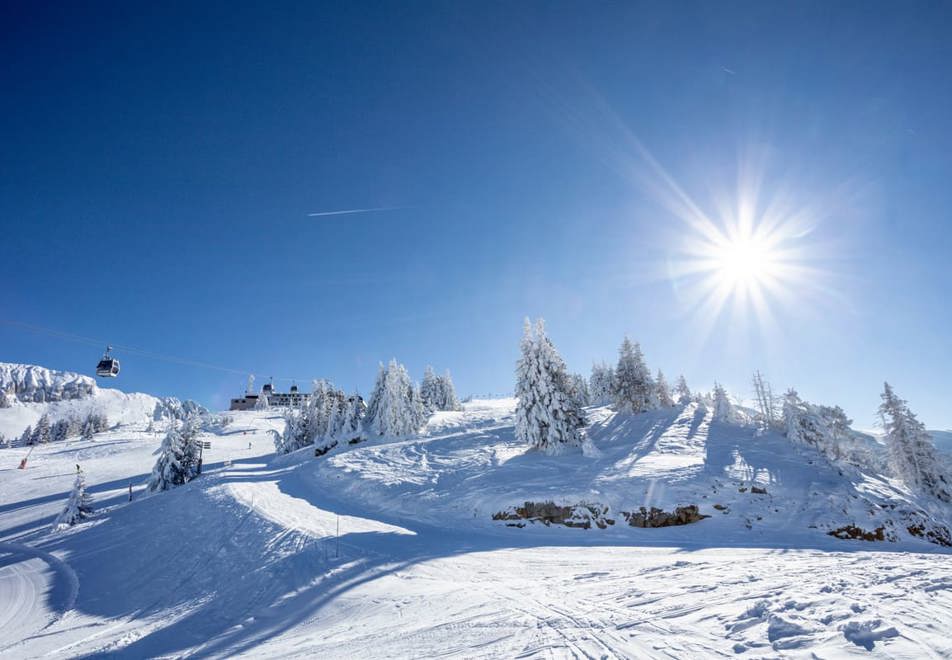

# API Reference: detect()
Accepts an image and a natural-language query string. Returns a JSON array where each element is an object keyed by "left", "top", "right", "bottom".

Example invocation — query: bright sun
[{"left": 712, "top": 234, "right": 778, "bottom": 289}]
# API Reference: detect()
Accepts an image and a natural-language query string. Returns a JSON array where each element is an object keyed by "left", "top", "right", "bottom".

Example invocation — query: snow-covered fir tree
[
  {"left": 32, "top": 414, "right": 52, "bottom": 444},
  {"left": 514, "top": 319, "right": 585, "bottom": 455},
  {"left": 655, "top": 370, "right": 674, "bottom": 407},
  {"left": 364, "top": 363, "right": 387, "bottom": 425},
  {"left": 51, "top": 419, "right": 69, "bottom": 443},
  {"left": 712, "top": 382, "right": 734, "bottom": 422},
  {"left": 589, "top": 362, "right": 614, "bottom": 406},
  {"left": 569, "top": 373, "right": 591, "bottom": 408},
  {"left": 366, "top": 359, "right": 425, "bottom": 437},
  {"left": 81, "top": 417, "right": 96, "bottom": 441},
  {"left": 674, "top": 374, "right": 692, "bottom": 405},
  {"left": 420, "top": 366, "right": 441, "bottom": 412},
  {"left": 879, "top": 382, "right": 951, "bottom": 502},
  {"left": 783, "top": 389, "right": 829, "bottom": 447},
  {"left": 54, "top": 469, "right": 93, "bottom": 528},
  {"left": 335, "top": 394, "right": 366, "bottom": 443},
  {"left": 148, "top": 421, "right": 198, "bottom": 492},
  {"left": 0, "top": 389, "right": 9, "bottom": 408},
  {"left": 612, "top": 338, "right": 654, "bottom": 413},
  {"left": 254, "top": 390, "right": 270, "bottom": 410},
  {"left": 18, "top": 425, "right": 32, "bottom": 447},
  {"left": 435, "top": 370, "right": 462, "bottom": 411}
]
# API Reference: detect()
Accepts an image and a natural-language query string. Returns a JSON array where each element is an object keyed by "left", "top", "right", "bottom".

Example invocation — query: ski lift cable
[{"left": 0, "top": 319, "right": 317, "bottom": 384}]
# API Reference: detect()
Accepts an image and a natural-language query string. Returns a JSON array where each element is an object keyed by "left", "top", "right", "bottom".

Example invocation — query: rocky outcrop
[
  {"left": 622, "top": 505, "right": 708, "bottom": 528},
  {"left": 828, "top": 525, "right": 887, "bottom": 542},
  {"left": 493, "top": 501, "right": 615, "bottom": 529},
  {"left": 0, "top": 363, "right": 95, "bottom": 403}
]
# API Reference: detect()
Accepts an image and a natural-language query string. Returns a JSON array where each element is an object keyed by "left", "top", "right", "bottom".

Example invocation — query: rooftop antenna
[{"left": 247, "top": 373, "right": 255, "bottom": 394}]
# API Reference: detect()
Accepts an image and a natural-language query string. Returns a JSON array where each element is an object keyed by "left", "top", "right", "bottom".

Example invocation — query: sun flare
[{"left": 712, "top": 233, "right": 779, "bottom": 290}]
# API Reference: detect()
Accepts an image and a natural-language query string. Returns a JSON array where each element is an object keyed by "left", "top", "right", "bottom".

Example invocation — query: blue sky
[{"left": 3, "top": 2, "right": 951, "bottom": 428}]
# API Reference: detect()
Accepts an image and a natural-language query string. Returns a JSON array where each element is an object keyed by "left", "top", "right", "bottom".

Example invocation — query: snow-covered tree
[
  {"left": 81, "top": 417, "right": 96, "bottom": 441},
  {"left": 435, "top": 370, "right": 462, "bottom": 411},
  {"left": 879, "top": 382, "right": 951, "bottom": 502},
  {"left": 364, "top": 363, "right": 387, "bottom": 425},
  {"left": 712, "top": 382, "right": 734, "bottom": 422},
  {"left": 148, "top": 421, "right": 198, "bottom": 492},
  {"left": 420, "top": 366, "right": 441, "bottom": 412},
  {"left": 674, "top": 375, "right": 692, "bottom": 406},
  {"left": 0, "top": 389, "right": 9, "bottom": 408},
  {"left": 612, "top": 338, "right": 654, "bottom": 413},
  {"left": 54, "top": 469, "right": 93, "bottom": 528},
  {"left": 514, "top": 318, "right": 585, "bottom": 454},
  {"left": 365, "top": 360, "right": 424, "bottom": 437},
  {"left": 51, "top": 419, "right": 69, "bottom": 443},
  {"left": 752, "top": 371, "right": 779, "bottom": 430},
  {"left": 336, "top": 394, "right": 366, "bottom": 443},
  {"left": 655, "top": 370, "right": 674, "bottom": 407},
  {"left": 569, "top": 373, "right": 591, "bottom": 408},
  {"left": 18, "top": 425, "right": 32, "bottom": 447},
  {"left": 783, "top": 389, "right": 828, "bottom": 447},
  {"left": 589, "top": 362, "right": 614, "bottom": 406},
  {"left": 32, "top": 414, "right": 52, "bottom": 444},
  {"left": 254, "top": 390, "right": 270, "bottom": 411}
]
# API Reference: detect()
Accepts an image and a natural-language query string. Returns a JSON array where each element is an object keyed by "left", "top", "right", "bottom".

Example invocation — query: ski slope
[{"left": 1, "top": 399, "right": 950, "bottom": 658}]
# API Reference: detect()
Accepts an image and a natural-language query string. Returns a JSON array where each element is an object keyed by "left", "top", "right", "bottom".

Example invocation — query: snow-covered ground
[{"left": 2, "top": 398, "right": 950, "bottom": 658}]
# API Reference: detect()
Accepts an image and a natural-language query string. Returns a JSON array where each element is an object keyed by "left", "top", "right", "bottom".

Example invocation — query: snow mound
[{"left": 312, "top": 399, "right": 952, "bottom": 548}]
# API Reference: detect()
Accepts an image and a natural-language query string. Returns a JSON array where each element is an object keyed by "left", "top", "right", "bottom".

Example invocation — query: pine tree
[
  {"left": 19, "top": 425, "right": 32, "bottom": 447},
  {"left": 32, "top": 414, "right": 52, "bottom": 444},
  {"left": 254, "top": 390, "right": 270, "bottom": 411},
  {"left": 0, "top": 389, "right": 9, "bottom": 409},
  {"left": 656, "top": 370, "right": 674, "bottom": 407},
  {"left": 569, "top": 373, "right": 591, "bottom": 408},
  {"left": 436, "top": 370, "right": 462, "bottom": 411},
  {"left": 364, "top": 363, "right": 387, "bottom": 425},
  {"left": 612, "top": 338, "right": 654, "bottom": 413},
  {"left": 712, "top": 383, "right": 734, "bottom": 422},
  {"left": 783, "top": 389, "right": 828, "bottom": 447},
  {"left": 337, "top": 394, "right": 366, "bottom": 443},
  {"left": 368, "top": 359, "right": 423, "bottom": 437},
  {"left": 54, "top": 469, "right": 93, "bottom": 528},
  {"left": 420, "top": 366, "right": 440, "bottom": 412},
  {"left": 589, "top": 362, "right": 614, "bottom": 406},
  {"left": 80, "top": 413, "right": 100, "bottom": 441},
  {"left": 674, "top": 375, "right": 692, "bottom": 405},
  {"left": 514, "top": 319, "right": 585, "bottom": 454},
  {"left": 51, "top": 419, "right": 69, "bottom": 443},
  {"left": 148, "top": 422, "right": 196, "bottom": 491},
  {"left": 879, "top": 382, "right": 951, "bottom": 502}
]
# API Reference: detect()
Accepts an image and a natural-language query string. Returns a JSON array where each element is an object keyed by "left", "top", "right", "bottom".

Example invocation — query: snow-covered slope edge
[{"left": 313, "top": 398, "right": 952, "bottom": 550}]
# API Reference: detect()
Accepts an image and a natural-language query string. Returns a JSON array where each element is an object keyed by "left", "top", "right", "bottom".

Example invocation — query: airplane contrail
[{"left": 306, "top": 206, "right": 401, "bottom": 218}]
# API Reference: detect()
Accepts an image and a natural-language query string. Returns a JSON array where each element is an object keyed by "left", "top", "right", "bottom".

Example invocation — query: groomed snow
[{"left": 1, "top": 399, "right": 950, "bottom": 658}]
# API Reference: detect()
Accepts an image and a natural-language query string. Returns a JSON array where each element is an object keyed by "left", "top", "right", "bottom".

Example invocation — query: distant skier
[
  {"left": 248, "top": 441, "right": 252, "bottom": 450},
  {"left": 128, "top": 482, "right": 133, "bottom": 502},
  {"left": 76, "top": 464, "right": 80, "bottom": 473}
]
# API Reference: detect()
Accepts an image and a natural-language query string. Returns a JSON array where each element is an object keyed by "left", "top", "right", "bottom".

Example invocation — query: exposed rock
[
  {"left": 906, "top": 521, "right": 952, "bottom": 547},
  {"left": 623, "top": 505, "right": 708, "bottom": 528},
  {"left": 828, "top": 525, "right": 887, "bottom": 542},
  {"left": 713, "top": 503, "right": 729, "bottom": 512},
  {"left": 492, "top": 501, "right": 615, "bottom": 529},
  {"left": 750, "top": 486, "right": 768, "bottom": 495},
  {"left": 314, "top": 440, "right": 338, "bottom": 457}
]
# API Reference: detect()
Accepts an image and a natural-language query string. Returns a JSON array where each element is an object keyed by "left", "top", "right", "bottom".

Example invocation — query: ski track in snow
[{"left": 1, "top": 400, "right": 951, "bottom": 658}]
